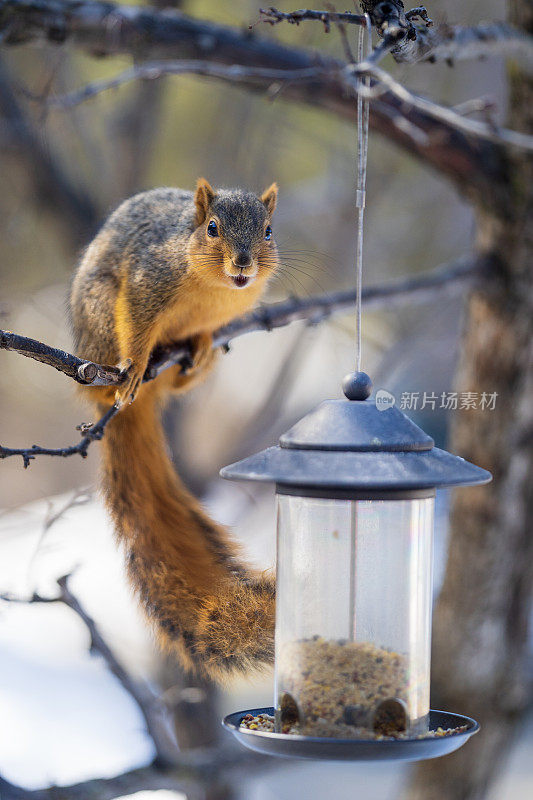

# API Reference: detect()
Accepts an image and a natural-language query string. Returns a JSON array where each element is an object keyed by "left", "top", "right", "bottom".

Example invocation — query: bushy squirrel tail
[{"left": 98, "top": 386, "right": 275, "bottom": 681}]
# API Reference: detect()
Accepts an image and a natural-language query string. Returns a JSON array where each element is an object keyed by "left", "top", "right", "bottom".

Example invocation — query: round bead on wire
[{"left": 343, "top": 371, "right": 373, "bottom": 401}]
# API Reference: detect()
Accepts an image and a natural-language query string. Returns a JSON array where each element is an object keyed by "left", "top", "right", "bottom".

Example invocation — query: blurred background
[{"left": 1, "top": 1, "right": 531, "bottom": 798}]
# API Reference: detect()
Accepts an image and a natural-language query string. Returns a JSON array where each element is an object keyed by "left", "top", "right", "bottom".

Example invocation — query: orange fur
[
  {"left": 99, "top": 386, "right": 275, "bottom": 680},
  {"left": 70, "top": 183, "right": 279, "bottom": 679}
]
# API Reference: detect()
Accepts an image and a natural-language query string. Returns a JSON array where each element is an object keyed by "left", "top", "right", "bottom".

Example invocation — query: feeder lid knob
[{"left": 343, "top": 371, "right": 373, "bottom": 401}]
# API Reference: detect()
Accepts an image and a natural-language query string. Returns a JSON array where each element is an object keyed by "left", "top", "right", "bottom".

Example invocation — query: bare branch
[
  {"left": 210, "top": 254, "right": 483, "bottom": 346},
  {"left": 0, "top": 742, "right": 270, "bottom": 800},
  {"left": 1, "top": 255, "right": 482, "bottom": 389},
  {"left": 26, "top": 488, "right": 92, "bottom": 578},
  {"left": 323, "top": 2, "right": 357, "bottom": 63},
  {"left": 263, "top": 4, "right": 532, "bottom": 66},
  {"left": 42, "top": 57, "right": 533, "bottom": 156},
  {"left": 0, "top": 256, "right": 483, "bottom": 464},
  {"left": 347, "top": 63, "right": 533, "bottom": 152},
  {"left": 41, "top": 487, "right": 92, "bottom": 535},
  {"left": 258, "top": 7, "right": 366, "bottom": 31},
  {"left": 47, "top": 61, "right": 325, "bottom": 110},
  {"left": 0, "top": 576, "right": 271, "bottom": 795},
  {"left": 0, "top": 765, "right": 189, "bottom": 800},
  {"left": 0, "top": 0, "right": 529, "bottom": 211},
  {"left": 0, "top": 404, "right": 119, "bottom": 467},
  {"left": 0, "top": 59, "right": 99, "bottom": 247},
  {"left": 0, "top": 329, "right": 122, "bottom": 385},
  {"left": 1, "top": 574, "right": 179, "bottom": 766},
  {"left": 392, "top": 20, "right": 533, "bottom": 66}
]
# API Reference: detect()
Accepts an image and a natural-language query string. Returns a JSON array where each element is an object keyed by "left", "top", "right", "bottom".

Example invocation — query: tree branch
[
  {"left": 1, "top": 255, "right": 482, "bottom": 389},
  {"left": 0, "top": 0, "right": 530, "bottom": 211},
  {"left": 44, "top": 58, "right": 533, "bottom": 153},
  {"left": 47, "top": 61, "right": 326, "bottom": 110},
  {"left": 0, "top": 403, "right": 119, "bottom": 467},
  {"left": 350, "top": 63, "right": 533, "bottom": 151},
  {"left": 258, "top": 7, "right": 367, "bottom": 31},
  {"left": 261, "top": 5, "right": 532, "bottom": 66},
  {"left": 0, "top": 329, "right": 122, "bottom": 385},
  {"left": 0, "top": 256, "right": 484, "bottom": 465},
  {"left": 1, "top": 574, "right": 180, "bottom": 766},
  {"left": 0, "top": 575, "right": 271, "bottom": 796},
  {"left": 392, "top": 20, "right": 533, "bottom": 65},
  {"left": 0, "top": 58, "right": 99, "bottom": 247},
  {"left": 0, "top": 747, "right": 270, "bottom": 800},
  {"left": 260, "top": 1, "right": 427, "bottom": 58},
  {"left": 0, "top": 765, "right": 190, "bottom": 800}
]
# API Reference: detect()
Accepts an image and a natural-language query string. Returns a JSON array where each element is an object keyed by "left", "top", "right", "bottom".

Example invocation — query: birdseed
[
  {"left": 239, "top": 712, "right": 468, "bottom": 740},
  {"left": 274, "top": 636, "right": 424, "bottom": 738}
]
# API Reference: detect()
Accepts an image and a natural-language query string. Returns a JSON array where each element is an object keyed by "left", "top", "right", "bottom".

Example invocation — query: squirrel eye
[
  {"left": 207, "top": 220, "right": 218, "bottom": 237},
  {"left": 265, "top": 225, "right": 272, "bottom": 241}
]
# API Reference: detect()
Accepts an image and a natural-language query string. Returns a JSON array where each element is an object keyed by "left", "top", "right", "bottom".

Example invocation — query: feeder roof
[{"left": 220, "top": 399, "right": 492, "bottom": 494}]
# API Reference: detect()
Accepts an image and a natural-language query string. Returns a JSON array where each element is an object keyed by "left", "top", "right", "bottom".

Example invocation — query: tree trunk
[{"left": 407, "top": 2, "right": 533, "bottom": 798}]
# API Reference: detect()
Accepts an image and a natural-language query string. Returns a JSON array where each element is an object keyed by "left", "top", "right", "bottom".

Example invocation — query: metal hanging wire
[{"left": 354, "top": 15, "right": 372, "bottom": 373}]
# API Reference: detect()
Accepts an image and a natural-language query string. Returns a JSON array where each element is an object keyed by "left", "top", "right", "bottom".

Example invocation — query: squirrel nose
[{"left": 233, "top": 252, "right": 252, "bottom": 269}]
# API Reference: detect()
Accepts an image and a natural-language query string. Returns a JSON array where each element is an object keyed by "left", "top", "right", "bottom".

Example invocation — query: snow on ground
[
  {"left": 0, "top": 493, "right": 156, "bottom": 789},
  {"left": 0, "top": 491, "right": 531, "bottom": 799},
  {"left": 0, "top": 487, "right": 277, "bottom": 792}
]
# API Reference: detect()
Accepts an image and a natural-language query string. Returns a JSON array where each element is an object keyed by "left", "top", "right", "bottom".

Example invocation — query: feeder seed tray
[{"left": 223, "top": 707, "right": 479, "bottom": 762}]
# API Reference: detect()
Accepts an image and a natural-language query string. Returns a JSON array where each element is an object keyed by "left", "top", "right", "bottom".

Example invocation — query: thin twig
[
  {"left": 0, "top": 404, "right": 119, "bottom": 467},
  {"left": 45, "top": 61, "right": 325, "bottom": 111},
  {"left": 0, "top": 571, "right": 271, "bottom": 795},
  {"left": 453, "top": 96, "right": 497, "bottom": 118},
  {"left": 27, "top": 488, "right": 92, "bottom": 579},
  {"left": 325, "top": 2, "right": 357, "bottom": 63},
  {"left": 1, "top": 574, "right": 179, "bottom": 766},
  {"left": 41, "top": 488, "right": 92, "bottom": 535},
  {"left": 259, "top": 7, "right": 366, "bottom": 30}
]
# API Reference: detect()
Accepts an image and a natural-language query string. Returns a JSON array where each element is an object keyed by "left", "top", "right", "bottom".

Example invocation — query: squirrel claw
[
  {"left": 118, "top": 357, "right": 133, "bottom": 377},
  {"left": 115, "top": 359, "right": 143, "bottom": 407}
]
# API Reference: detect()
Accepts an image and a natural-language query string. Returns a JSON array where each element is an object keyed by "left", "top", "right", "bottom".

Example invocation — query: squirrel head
[{"left": 189, "top": 178, "right": 279, "bottom": 290}]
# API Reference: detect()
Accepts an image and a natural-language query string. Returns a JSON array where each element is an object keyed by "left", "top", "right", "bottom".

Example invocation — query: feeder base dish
[{"left": 222, "top": 707, "right": 479, "bottom": 762}]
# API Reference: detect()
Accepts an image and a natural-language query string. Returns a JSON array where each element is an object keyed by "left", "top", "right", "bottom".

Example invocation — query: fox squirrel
[{"left": 70, "top": 179, "right": 278, "bottom": 680}]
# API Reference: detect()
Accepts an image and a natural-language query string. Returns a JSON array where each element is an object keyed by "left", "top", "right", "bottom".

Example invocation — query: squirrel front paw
[
  {"left": 188, "top": 332, "right": 217, "bottom": 374},
  {"left": 171, "top": 333, "right": 218, "bottom": 393},
  {"left": 115, "top": 358, "right": 145, "bottom": 407}
]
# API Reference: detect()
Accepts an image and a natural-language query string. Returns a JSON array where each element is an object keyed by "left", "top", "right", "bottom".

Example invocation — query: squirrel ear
[
  {"left": 195, "top": 178, "right": 216, "bottom": 225},
  {"left": 261, "top": 182, "right": 278, "bottom": 216}
]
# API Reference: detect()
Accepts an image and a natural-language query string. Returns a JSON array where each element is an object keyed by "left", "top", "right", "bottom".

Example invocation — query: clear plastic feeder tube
[{"left": 275, "top": 492, "right": 434, "bottom": 739}]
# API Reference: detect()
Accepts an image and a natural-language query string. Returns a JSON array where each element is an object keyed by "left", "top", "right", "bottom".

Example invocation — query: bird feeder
[{"left": 221, "top": 376, "right": 491, "bottom": 761}]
